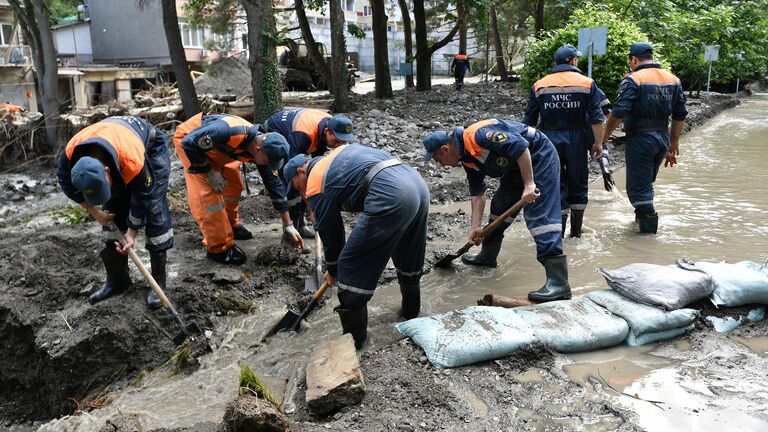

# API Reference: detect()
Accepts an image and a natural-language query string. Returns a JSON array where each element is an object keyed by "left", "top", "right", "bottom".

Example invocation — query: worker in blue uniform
[
  {"left": 283, "top": 144, "right": 429, "bottom": 348},
  {"left": 602, "top": 42, "right": 687, "bottom": 234},
  {"left": 523, "top": 44, "right": 605, "bottom": 238},
  {"left": 264, "top": 108, "right": 356, "bottom": 247},
  {"left": 58, "top": 116, "right": 173, "bottom": 308},
  {"left": 451, "top": 51, "right": 471, "bottom": 90},
  {"left": 423, "top": 119, "right": 571, "bottom": 302}
]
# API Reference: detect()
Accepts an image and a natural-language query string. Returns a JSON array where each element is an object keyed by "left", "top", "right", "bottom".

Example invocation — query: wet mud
[{"left": 0, "top": 84, "right": 757, "bottom": 431}]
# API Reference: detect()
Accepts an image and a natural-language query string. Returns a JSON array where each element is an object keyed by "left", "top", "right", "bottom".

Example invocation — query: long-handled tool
[
  {"left": 109, "top": 222, "right": 200, "bottom": 345},
  {"left": 435, "top": 198, "right": 527, "bottom": 268},
  {"left": 270, "top": 280, "right": 332, "bottom": 335},
  {"left": 304, "top": 232, "right": 323, "bottom": 293}
]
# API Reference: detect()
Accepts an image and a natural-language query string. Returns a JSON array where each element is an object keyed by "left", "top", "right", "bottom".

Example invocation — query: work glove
[
  {"left": 599, "top": 154, "right": 615, "bottom": 192},
  {"left": 283, "top": 223, "right": 305, "bottom": 250},
  {"left": 206, "top": 170, "right": 227, "bottom": 192}
]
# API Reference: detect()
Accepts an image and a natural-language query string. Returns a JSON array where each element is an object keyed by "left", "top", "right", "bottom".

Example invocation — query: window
[
  {"left": 179, "top": 23, "right": 205, "bottom": 48},
  {"left": 363, "top": 6, "right": 372, "bottom": 16},
  {"left": 345, "top": 0, "right": 354, "bottom": 12},
  {"left": 315, "top": 17, "right": 327, "bottom": 26},
  {"left": 0, "top": 23, "right": 13, "bottom": 46},
  {"left": 363, "top": 24, "right": 372, "bottom": 32}
]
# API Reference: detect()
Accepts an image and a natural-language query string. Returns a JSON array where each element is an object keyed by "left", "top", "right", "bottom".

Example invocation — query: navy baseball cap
[
  {"left": 283, "top": 154, "right": 311, "bottom": 184},
  {"left": 629, "top": 42, "right": 653, "bottom": 57},
  {"left": 554, "top": 44, "right": 581, "bottom": 63},
  {"left": 422, "top": 131, "right": 452, "bottom": 161},
  {"left": 327, "top": 116, "right": 356, "bottom": 142},
  {"left": 261, "top": 132, "right": 290, "bottom": 171},
  {"left": 71, "top": 156, "right": 111, "bottom": 205}
]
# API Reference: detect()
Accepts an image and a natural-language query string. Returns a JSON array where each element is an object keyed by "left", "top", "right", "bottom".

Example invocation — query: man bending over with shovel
[
  {"left": 283, "top": 144, "right": 430, "bottom": 349},
  {"left": 423, "top": 119, "right": 572, "bottom": 302},
  {"left": 57, "top": 116, "right": 173, "bottom": 308}
]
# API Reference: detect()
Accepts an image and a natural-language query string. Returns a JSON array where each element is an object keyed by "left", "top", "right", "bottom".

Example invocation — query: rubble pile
[{"left": 194, "top": 56, "right": 253, "bottom": 99}]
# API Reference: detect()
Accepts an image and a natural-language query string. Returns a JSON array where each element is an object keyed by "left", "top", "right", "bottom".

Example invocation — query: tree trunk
[
  {"left": 242, "top": 0, "right": 282, "bottom": 123},
  {"left": 160, "top": 0, "right": 200, "bottom": 118},
  {"left": 534, "top": 0, "right": 545, "bottom": 37},
  {"left": 457, "top": 0, "right": 466, "bottom": 53},
  {"left": 329, "top": 0, "right": 351, "bottom": 111},
  {"left": 397, "top": 0, "right": 414, "bottom": 88},
  {"left": 295, "top": 0, "right": 333, "bottom": 90},
  {"left": 370, "top": 0, "right": 392, "bottom": 98},
  {"left": 414, "top": 0, "right": 460, "bottom": 91},
  {"left": 490, "top": 5, "right": 508, "bottom": 81}
]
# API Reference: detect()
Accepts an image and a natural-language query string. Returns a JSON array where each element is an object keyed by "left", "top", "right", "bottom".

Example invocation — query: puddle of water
[{"left": 731, "top": 335, "right": 768, "bottom": 356}]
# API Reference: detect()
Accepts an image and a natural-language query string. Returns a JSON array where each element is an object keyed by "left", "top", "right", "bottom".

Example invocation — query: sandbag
[
  {"left": 395, "top": 306, "right": 536, "bottom": 369},
  {"left": 626, "top": 324, "right": 695, "bottom": 346},
  {"left": 598, "top": 261, "right": 713, "bottom": 310},
  {"left": 687, "top": 260, "right": 768, "bottom": 307},
  {"left": 585, "top": 290, "right": 699, "bottom": 336},
  {"left": 516, "top": 297, "right": 629, "bottom": 353}
]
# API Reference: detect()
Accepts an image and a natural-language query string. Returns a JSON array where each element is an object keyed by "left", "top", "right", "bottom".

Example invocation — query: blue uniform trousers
[
  {"left": 103, "top": 133, "right": 173, "bottom": 252},
  {"left": 484, "top": 155, "right": 563, "bottom": 259},
  {"left": 625, "top": 131, "right": 668, "bottom": 215},
  {"left": 541, "top": 128, "right": 589, "bottom": 215},
  {"left": 337, "top": 166, "right": 430, "bottom": 309}
]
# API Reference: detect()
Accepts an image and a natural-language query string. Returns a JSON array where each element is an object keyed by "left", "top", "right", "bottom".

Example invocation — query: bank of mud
[{"left": 0, "top": 83, "right": 755, "bottom": 431}]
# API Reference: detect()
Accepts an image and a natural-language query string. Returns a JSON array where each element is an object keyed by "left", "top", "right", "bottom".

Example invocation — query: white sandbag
[
  {"left": 585, "top": 290, "right": 699, "bottom": 336},
  {"left": 598, "top": 261, "right": 713, "bottom": 310},
  {"left": 516, "top": 297, "right": 629, "bottom": 353},
  {"left": 626, "top": 324, "right": 695, "bottom": 346},
  {"left": 395, "top": 306, "right": 536, "bottom": 369},
  {"left": 688, "top": 260, "right": 768, "bottom": 307}
]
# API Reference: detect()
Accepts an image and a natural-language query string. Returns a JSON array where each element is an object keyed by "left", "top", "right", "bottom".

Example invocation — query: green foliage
[
  {"left": 347, "top": 23, "right": 366, "bottom": 40},
  {"left": 258, "top": 58, "right": 282, "bottom": 123},
  {"left": 165, "top": 342, "right": 192, "bottom": 377},
  {"left": 51, "top": 203, "right": 92, "bottom": 225},
  {"left": 47, "top": 0, "right": 78, "bottom": 21},
  {"left": 239, "top": 364, "right": 280, "bottom": 407},
  {"left": 521, "top": 3, "right": 661, "bottom": 95}
]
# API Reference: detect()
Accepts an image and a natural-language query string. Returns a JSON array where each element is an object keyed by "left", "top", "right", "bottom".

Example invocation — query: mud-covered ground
[{"left": 0, "top": 83, "right": 753, "bottom": 431}]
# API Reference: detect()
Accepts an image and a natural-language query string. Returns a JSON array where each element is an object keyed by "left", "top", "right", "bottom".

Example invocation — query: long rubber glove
[{"left": 599, "top": 154, "right": 615, "bottom": 192}]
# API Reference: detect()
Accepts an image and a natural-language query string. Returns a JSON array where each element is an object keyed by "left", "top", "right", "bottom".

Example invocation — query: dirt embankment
[{"left": 0, "top": 83, "right": 746, "bottom": 431}]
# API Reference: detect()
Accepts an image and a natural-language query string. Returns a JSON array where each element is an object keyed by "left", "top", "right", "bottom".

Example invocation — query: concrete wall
[
  {"left": 0, "top": 67, "right": 37, "bottom": 112},
  {"left": 89, "top": 0, "right": 170, "bottom": 65}
]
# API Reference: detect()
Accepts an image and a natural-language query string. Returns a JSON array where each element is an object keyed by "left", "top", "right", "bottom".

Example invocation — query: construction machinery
[{"left": 278, "top": 38, "right": 356, "bottom": 91}]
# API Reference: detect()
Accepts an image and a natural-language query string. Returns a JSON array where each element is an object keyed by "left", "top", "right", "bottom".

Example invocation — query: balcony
[{"left": 0, "top": 45, "right": 33, "bottom": 67}]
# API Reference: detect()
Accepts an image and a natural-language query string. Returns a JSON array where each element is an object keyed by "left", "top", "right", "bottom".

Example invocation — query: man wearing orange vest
[
  {"left": 283, "top": 144, "right": 430, "bottom": 349},
  {"left": 451, "top": 51, "right": 471, "bottom": 90},
  {"left": 57, "top": 116, "right": 172, "bottom": 308},
  {"left": 264, "top": 108, "right": 356, "bottom": 243},
  {"left": 523, "top": 44, "right": 606, "bottom": 238},
  {"left": 602, "top": 42, "right": 687, "bottom": 234},
  {"left": 174, "top": 113, "right": 292, "bottom": 265},
  {"left": 423, "top": 119, "right": 571, "bottom": 302}
]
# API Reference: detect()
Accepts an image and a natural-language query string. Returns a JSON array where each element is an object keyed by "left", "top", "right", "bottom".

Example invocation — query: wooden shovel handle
[
  {"left": 477, "top": 198, "right": 527, "bottom": 243},
  {"left": 109, "top": 222, "right": 175, "bottom": 312},
  {"left": 313, "top": 280, "right": 332, "bottom": 301}
]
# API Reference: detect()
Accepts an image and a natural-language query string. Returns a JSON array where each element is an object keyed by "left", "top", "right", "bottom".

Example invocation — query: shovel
[
  {"left": 109, "top": 222, "right": 201, "bottom": 345},
  {"left": 435, "top": 198, "right": 527, "bottom": 268},
  {"left": 304, "top": 232, "right": 324, "bottom": 294},
  {"left": 270, "top": 280, "right": 332, "bottom": 335}
]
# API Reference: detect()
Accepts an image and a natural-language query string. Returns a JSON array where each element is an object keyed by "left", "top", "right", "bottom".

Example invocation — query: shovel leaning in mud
[
  {"left": 434, "top": 198, "right": 527, "bottom": 268},
  {"left": 109, "top": 222, "right": 201, "bottom": 345},
  {"left": 269, "top": 279, "right": 332, "bottom": 335},
  {"left": 304, "top": 232, "right": 325, "bottom": 294}
]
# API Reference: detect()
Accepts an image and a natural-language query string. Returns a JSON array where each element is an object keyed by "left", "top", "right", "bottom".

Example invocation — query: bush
[{"left": 521, "top": 3, "right": 665, "bottom": 97}]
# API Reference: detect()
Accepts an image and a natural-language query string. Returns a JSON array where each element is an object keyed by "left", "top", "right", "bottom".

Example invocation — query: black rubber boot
[
  {"left": 336, "top": 306, "right": 368, "bottom": 349},
  {"left": 89, "top": 246, "right": 131, "bottom": 304},
  {"left": 570, "top": 209, "right": 584, "bottom": 238},
  {"left": 527, "top": 255, "right": 572, "bottom": 302},
  {"left": 637, "top": 212, "right": 659, "bottom": 234},
  {"left": 290, "top": 205, "right": 315, "bottom": 239},
  {"left": 207, "top": 243, "right": 247, "bottom": 265},
  {"left": 399, "top": 283, "right": 421, "bottom": 319},
  {"left": 232, "top": 224, "right": 253, "bottom": 240},
  {"left": 461, "top": 239, "right": 502, "bottom": 268},
  {"left": 147, "top": 251, "right": 166, "bottom": 309},
  {"left": 561, "top": 213, "right": 568, "bottom": 238},
  {"left": 282, "top": 231, "right": 311, "bottom": 254}
]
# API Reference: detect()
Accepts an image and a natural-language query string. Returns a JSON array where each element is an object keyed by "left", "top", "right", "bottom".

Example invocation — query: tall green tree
[
  {"left": 397, "top": 0, "right": 415, "bottom": 88},
  {"left": 413, "top": 0, "right": 460, "bottom": 90},
  {"left": 329, "top": 0, "right": 351, "bottom": 111},
  {"left": 371, "top": 0, "right": 393, "bottom": 98},
  {"left": 242, "top": 0, "right": 282, "bottom": 122},
  {"left": 158, "top": 0, "right": 200, "bottom": 118}
]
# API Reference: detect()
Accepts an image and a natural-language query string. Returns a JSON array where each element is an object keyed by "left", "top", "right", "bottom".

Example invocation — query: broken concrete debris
[{"left": 306, "top": 333, "right": 366, "bottom": 414}]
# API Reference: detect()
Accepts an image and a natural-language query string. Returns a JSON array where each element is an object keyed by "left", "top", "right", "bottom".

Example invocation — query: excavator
[{"left": 278, "top": 38, "right": 356, "bottom": 91}]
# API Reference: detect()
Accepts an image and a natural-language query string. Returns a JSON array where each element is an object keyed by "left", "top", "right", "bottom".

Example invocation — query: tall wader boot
[
  {"left": 89, "top": 246, "right": 132, "bottom": 304},
  {"left": 147, "top": 251, "right": 166, "bottom": 309},
  {"left": 570, "top": 209, "right": 584, "bottom": 238},
  {"left": 527, "top": 255, "right": 572, "bottom": 302},
  {"left": 561, "top": 213, "right": 568, "bottom": 238},
  {"left": 461, "top": 239, "right": 502, "bottom": 268},
  {"left": 335, "top": 305, "right": 368, "bottom": 349},
  {"left": 290, "top": 205, "right": 315, "bottom": 239},
  {"left": 637, "top": 212, "right": 659, "bottom": 234},
  {"left": 398, "top": 276, "right": 421, "bottom": 320}
]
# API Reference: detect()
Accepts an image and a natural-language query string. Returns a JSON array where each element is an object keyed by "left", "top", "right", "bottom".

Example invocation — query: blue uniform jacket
[
  {"left": 265, "top": 108, "right": 332, "bottom": 157},
  {"left": 611, "top": 63, "right": 688, "bottom": 133},
  {"left": 523, "top": 64, "right": 605, "bottom": 130}
]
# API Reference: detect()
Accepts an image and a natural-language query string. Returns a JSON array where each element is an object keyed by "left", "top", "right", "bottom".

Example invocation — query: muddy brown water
[{"left": 36, "top": 95, "right": 768, "bottom": 431}]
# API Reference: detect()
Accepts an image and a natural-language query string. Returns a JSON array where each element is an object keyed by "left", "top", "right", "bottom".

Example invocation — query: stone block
[{"left": 306, "top": 333, "right": 365, "bottom": 415}]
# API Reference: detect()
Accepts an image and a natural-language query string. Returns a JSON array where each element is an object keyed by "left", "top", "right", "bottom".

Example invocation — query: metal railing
[{"left": 0, "top": 45, "right": 33, "bottom": 67}]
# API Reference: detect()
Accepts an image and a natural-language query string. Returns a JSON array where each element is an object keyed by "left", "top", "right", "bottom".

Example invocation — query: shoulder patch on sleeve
[
  {"left": 491, "top": 132, "right": 509, "bottom": 143},
  {"left": 198, "top": 135, "right": 213, "bottom": 149},
  {"left": 145, "top": 173, "right": 153, "bottom": 187}
]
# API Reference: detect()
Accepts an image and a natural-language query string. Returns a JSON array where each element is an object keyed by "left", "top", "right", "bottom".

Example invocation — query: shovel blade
[
  {"left": 172, "top": 321, "right": 202, "bottom": 346},
  {"left": 304, "top": 275, "right": 318, "bottom": 293},
  {"left": 271, "top": 310, "right": 302, "bottom": 335},
  {"left": 434, "top": 253, "right": 459, "bottom": 268}
]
